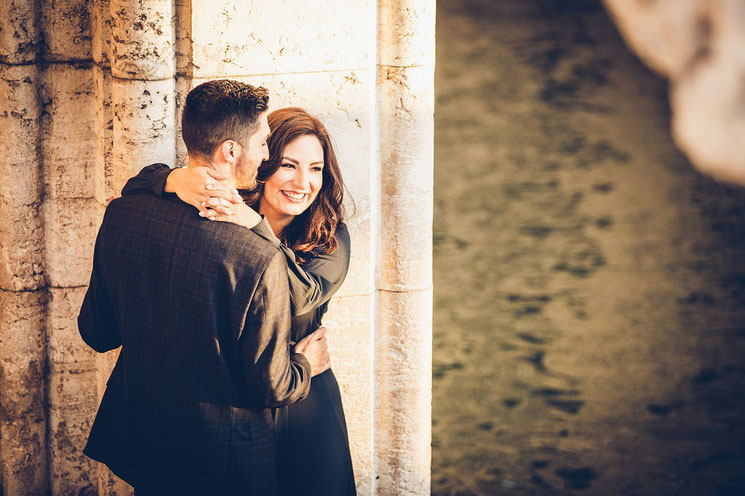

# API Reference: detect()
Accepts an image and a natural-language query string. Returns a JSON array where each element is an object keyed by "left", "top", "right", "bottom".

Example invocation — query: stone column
[
  {"left": 0, "top": 2, "right": 48, "bottom": 493},
  {"left": 109, "top": 0, "right": 176, "bottom": 194},
  {"left": 188, "top": 2, "right": 379, "bottom": 492},
  {"left": 375, "top": 1, "right": 435, "bottom": 494},
  {"left": 37, "top": 0, "right": 101, "bottom": 493}
]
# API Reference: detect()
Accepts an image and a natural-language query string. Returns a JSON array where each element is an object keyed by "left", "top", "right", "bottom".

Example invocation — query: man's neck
[{"left": 187, "top": 158, "right": 237, "bottom": 189}]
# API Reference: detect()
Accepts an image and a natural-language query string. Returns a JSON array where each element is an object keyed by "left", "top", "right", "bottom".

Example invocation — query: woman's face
[{"left": 260, "top": 134, "right": 325, "bottom": 221}]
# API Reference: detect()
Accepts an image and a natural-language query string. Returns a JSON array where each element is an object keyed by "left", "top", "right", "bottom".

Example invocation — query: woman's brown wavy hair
[{"left": 242, "top": 107, "right": 345, "bottom": 264}]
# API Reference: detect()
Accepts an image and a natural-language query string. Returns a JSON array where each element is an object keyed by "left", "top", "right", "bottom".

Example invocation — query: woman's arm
[
  {"left": 121, "top": 163, "right": 172, "bottom": 196},
  {"left": 121, "top": 164, "right": 244, "bottom": 218},
  {"left": 252, "top": 220, "right": 351, "bottom": 316}
]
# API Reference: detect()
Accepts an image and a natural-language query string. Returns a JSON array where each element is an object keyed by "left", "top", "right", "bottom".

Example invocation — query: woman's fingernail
[
  {"left": 198, "top": 211, "right": 206, "bottom": 217},
  {"left": 205, "top": 184, "right": 213, "bottom": 190},
  {"left": 201, "top": 202, "right": 206, "bottom": 207}
]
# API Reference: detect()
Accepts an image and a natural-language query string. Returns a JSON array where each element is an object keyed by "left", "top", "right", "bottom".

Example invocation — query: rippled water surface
[{"left": 432, "top": 1, "right": 745, "bottom": 494}]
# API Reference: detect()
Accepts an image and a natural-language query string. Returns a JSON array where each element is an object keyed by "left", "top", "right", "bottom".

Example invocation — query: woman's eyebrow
[{"left": 282, "top": 155, "right": 324, "bottom": 166}]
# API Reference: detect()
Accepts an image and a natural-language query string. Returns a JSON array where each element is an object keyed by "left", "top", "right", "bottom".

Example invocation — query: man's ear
[{"left": 219, "top": 140, "right": 238, "bottom": 162}]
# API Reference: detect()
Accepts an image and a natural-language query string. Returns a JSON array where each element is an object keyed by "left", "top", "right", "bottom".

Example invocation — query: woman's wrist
[{"left": 163, "top": 167, "right": 182, "bottom": 194}]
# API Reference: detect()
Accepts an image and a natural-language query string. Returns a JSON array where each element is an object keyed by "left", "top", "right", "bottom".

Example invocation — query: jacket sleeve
[
  {"left": 121, "top": 163, "right": 172, "bottom": 197},
  {"left": 239, "top": 250, "right": 312, "bottom": 407},
  {"left": 77, "top": 220, "right": 121, "bottom": 353},
  {"left": 251, "top": 220, "right": 351, "bottom": 316}
]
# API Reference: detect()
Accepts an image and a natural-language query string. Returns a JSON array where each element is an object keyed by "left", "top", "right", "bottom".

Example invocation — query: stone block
[
  {"left": 0, "top": 212, "right": 42, "bottom": 292},
  {"left": 0, "top": 202, "right": 45, "bottom": 292},
  {"left": 341, "top": 218, "right": 373, "bottom": 298},
  {"left": 48, "top": 362, "right": 98, "bottom": 495},
  {"left": 98, "top": 464, "right": 134, "bottom": 496},
  {"left": 378, "top": 65, "right": 434, "bottom": 292},
  {"left": 48, "top": 287, "right": 97, "bottom": 365},
  {"left": 96, "top": 349, "right": 120, "bottom": 402},
  {"left": 0, "top": 64, "right": 45, "bottom": 291},
  {"left": 174, "top": 0, "right": 192, "bottom": 79},
  {"left": 0, "top": 289, "right": 48, "bottom": 495},
  {"left": 374, "top": 288, "right": 432, "bottom": 496},
  {"left": 174, "top": 75, "right": 191, "bottom": 167},
  {"left": 44, "top": 198, "right": 104, "bottom": 288},
  {"left": 191, "top": 0, "right": 370, "bottom": 78},
  {"left": 41, "top": 64, "right": 96, "bottom": 200},
  {"left": 94, "top": 64, "right": 114, "bottom": 203},
  {"left": 322, "top": 294, "right": 374, "bottom": 494},
  {"left": 0, "top": 0, "right": 42, "bottom": 63},
  {"left": 111, "top": 77, "right": 177, "bottom": 193},
  {"left": 378, "top": 0, "right": 436, "bottom": 67},
  {"left": 0, "top": 63, "right": 43, "bottom": 207},
  {"left": 91, "top": 0, "right": 113, "bottom": 67},
  {"left": 47, "top": 288, "right": 99, "bottom": 494},
  {"left": 41, "top": 0, "right": 92, "bottom": 61},
  {"left": 110, "top": 0, "right": 175, "bottom": 79}
]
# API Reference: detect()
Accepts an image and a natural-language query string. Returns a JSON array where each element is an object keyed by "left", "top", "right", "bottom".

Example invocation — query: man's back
[{"left": 78, "top": 192, "right": 311, "bottom": 494}]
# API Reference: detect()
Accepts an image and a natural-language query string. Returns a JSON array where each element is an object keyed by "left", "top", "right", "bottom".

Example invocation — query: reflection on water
[{"left": 433, "top": 0, "right": 745, "bottom": 494}]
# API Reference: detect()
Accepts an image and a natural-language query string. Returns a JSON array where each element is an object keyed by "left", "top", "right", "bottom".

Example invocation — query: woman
[{"left": 121, "top": 107, "right": 356, "bottom": 495}]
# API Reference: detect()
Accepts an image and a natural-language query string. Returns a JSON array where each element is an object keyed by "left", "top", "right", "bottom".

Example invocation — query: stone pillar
[
  {"left": 188, "top": 2, "right": 380, "bottom": 492},
  {"left": 375, "top": 1, "right": 435, "bottom": 494},
  {"left": 603, "top": 0, "right": 745, "bottom": 184},
  {"left": 109, "top": 0, "right": 176, "bottom": 193},
  {"left": 37, "top": 0, "right": 101, "bottom": 493},
  {"left": 0, "top": 1, "right": 48, "bottom": 493}
]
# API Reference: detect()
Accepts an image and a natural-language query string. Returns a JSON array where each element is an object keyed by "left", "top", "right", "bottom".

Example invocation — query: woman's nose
[{"left": 293, "top": 167, "right": 310, "bottom": 189}]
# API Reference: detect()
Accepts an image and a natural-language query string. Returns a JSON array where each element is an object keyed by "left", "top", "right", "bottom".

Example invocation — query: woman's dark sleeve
[
  {"left": 251, "top": 220, "right": 351, "bottom": 316},
  {"left": 121, "top": 163, "right": 173, "bottom": 196}
]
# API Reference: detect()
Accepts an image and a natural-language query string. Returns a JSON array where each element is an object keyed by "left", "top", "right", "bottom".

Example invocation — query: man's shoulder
[
  {"left": 219, "top": 225, "right": 283, "bottom": 274},
  {"left": 104, "top": 195, "right": 280, "bottom": 272}
]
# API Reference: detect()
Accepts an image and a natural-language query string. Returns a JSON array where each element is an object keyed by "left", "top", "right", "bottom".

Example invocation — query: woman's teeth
[{"left": 282, "top": 191, "right": 306, "bottom": 201}]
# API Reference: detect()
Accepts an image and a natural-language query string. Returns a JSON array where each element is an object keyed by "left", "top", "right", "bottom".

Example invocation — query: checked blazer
[{"left": 78, "top": 191, "right": 311, "bottom": 495}]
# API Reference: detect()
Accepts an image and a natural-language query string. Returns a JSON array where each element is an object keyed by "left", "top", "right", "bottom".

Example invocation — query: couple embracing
[{"left": 77, "top": 79, "right": 356, "bottom": 495}]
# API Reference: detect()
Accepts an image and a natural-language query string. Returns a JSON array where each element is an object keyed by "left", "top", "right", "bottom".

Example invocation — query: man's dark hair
[{"left": 181, "top": 80, "right": 269, "bottom": 160}]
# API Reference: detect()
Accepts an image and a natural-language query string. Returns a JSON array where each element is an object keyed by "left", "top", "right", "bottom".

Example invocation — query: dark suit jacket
[{"left": 78, "top": 191, "right": 311, "bottom": 495}]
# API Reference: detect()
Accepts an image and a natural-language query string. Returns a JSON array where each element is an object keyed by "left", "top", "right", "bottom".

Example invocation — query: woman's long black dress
[{"left": 122, "top": 164, "right": 356, "bottom": 496}]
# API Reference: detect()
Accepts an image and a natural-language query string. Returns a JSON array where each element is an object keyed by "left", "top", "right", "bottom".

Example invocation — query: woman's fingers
[
  {"left": 201, "top": 197, "right": 233, "bottom": 209},
  {"left": 199, "top": 206, "right": 233, "bottom": 219},
  {"left": 205, "top": 184, "right": 243, "bottom": 204}
]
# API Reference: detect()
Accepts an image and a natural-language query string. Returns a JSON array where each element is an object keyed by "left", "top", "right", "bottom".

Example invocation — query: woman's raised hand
[
  {"left": 164, "top": 166, "right": 243, "bottom": 217},
  {"left": 206, "top": 201, "right": 263, "bottom": 229}
]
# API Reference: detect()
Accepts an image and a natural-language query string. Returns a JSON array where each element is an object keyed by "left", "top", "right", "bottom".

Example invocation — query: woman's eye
[
  {"left": 312, "top": 166, "right": 324, "bottom": 172},
  {"left": 281, "top": 163, "right": 295, "bottom": 168}
]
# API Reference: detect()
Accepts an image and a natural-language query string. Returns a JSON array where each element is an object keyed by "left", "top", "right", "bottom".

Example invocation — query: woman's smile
[{"left": 281, "top": 190, "right": 309, "bottom": 202}]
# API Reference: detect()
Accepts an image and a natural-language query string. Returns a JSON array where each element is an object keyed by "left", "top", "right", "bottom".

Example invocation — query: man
[{"left": 78, "top": 80, "right": 329, "bottom": 495}]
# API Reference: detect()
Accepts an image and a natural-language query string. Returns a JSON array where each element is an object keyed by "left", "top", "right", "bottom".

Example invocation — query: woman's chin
[{"left": 280, "top": 204, "right": 310, "bottom": 217}]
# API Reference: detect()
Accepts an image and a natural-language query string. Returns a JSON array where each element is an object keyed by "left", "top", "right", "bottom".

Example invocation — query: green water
[{"left": 433, "top": 1, "right": 745, "bottom": 494}]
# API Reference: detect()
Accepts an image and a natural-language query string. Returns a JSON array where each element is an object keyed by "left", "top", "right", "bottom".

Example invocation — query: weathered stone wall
[
  {"left": 0, "top": 1, "right": 434, "bottom": 495},
  {"left": 603, "top": 0, "right": 745, "bottom": 185}
]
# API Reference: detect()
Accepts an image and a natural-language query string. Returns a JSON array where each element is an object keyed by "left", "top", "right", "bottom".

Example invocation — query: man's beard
[{"left": 234, "top": 152, "right": 258, "bottom": 190}]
